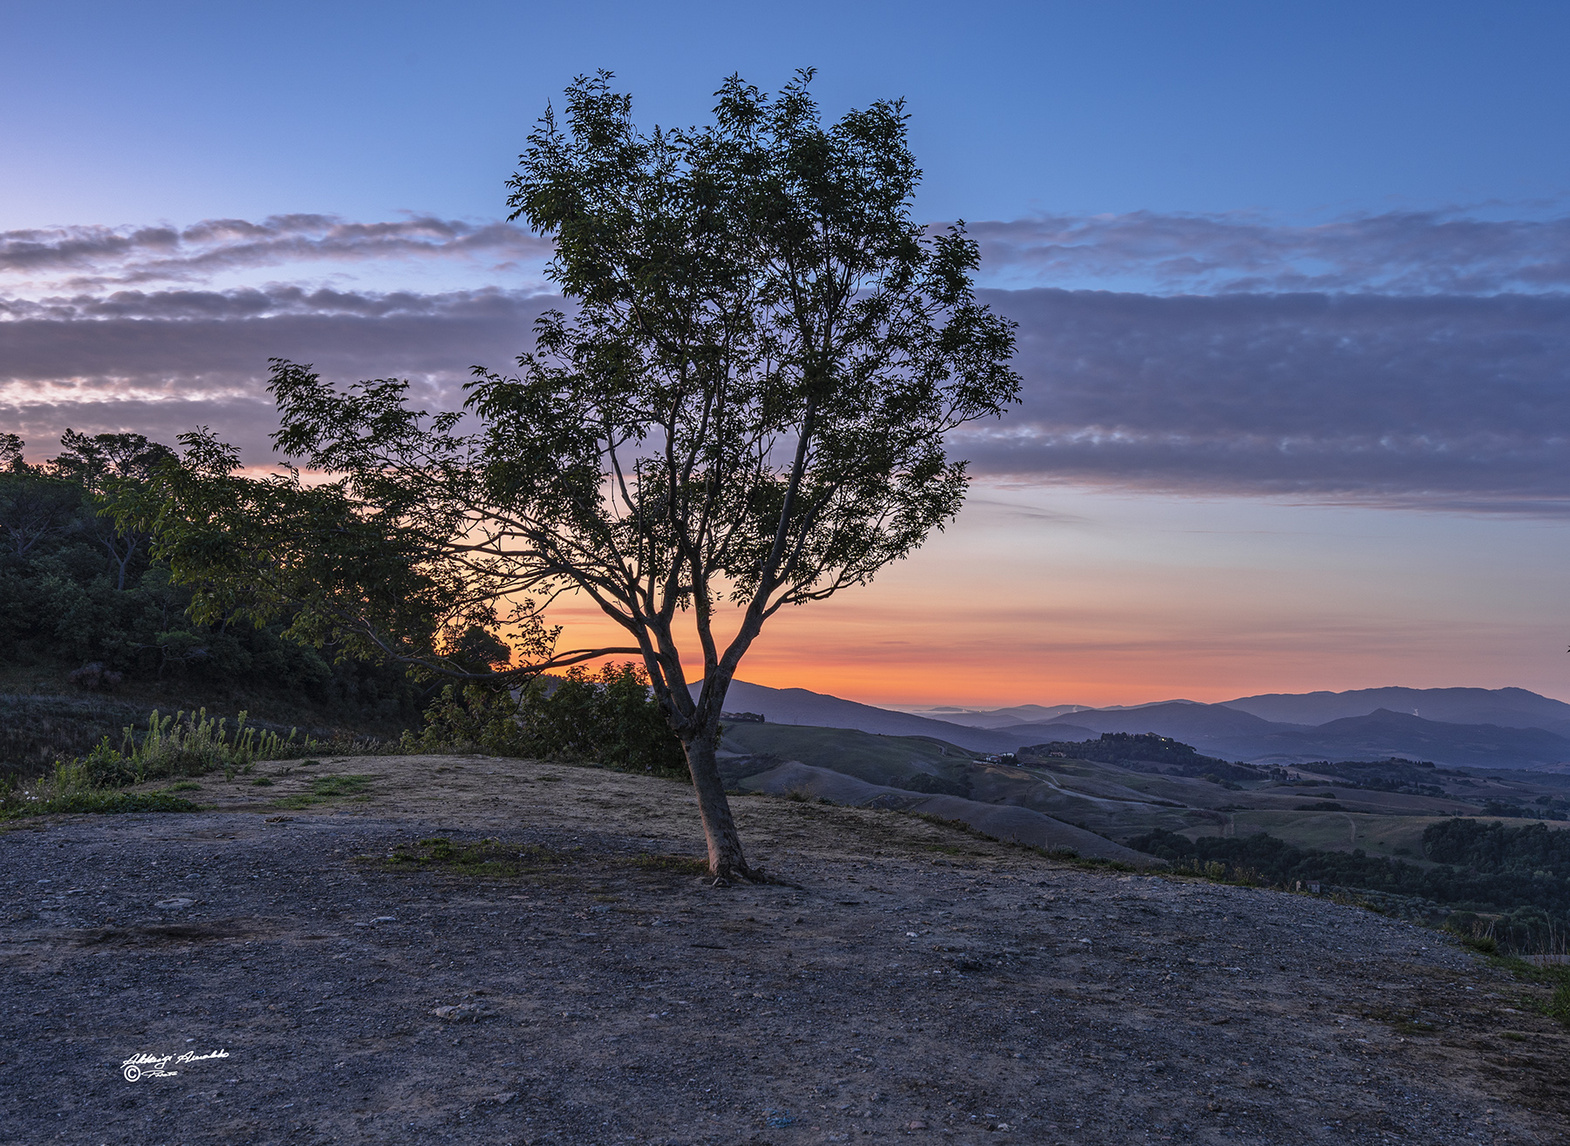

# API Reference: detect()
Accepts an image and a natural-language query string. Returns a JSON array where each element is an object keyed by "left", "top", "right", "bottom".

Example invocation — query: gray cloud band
[
  {"left": 960, "top": 287, "right": 1570, "bottom": 506},
  {"left": 4, "top": 283, "right": 1568, "bottom": 511},
  {"left": 0, "top": 215, "right": 550, "bottom": 288},
  {"left": 967, "top": 210, "right": 1570, "bottom": 295},
  {"left": 0, "top": 288, "right": 557, "bottom": 461}
]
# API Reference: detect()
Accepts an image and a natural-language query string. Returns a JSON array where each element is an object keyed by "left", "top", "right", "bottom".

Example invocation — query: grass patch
[
  {"left": 373, "top": 836, "right": 592, "bottom": 878},
  {"left": 628, "top": 852, "right": 710, "bottom": 876},
  {"left": 362, "top": 836, "right": 709, "bottom": 881},
  {"left": 2, "top": 757, "right": 203, "bottom": 819},
  {"left": 1484, "top": 953, "right": 1570, "bottom": 1029},
  {"left": 377, "top": 836, "right": 559, "bottom": 878},
  {"left": 272, "top": 773, "right": 375, "bottom": 809},
  {"left": 0, "top": 789, "right": 198, "bottom": 819},
  {"left": 311, "top": 774, "right": 372, "bottom": 796}
]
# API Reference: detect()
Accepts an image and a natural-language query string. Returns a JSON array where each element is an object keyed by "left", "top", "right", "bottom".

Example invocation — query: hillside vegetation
[
  {"left": 0, "top": 440, "right": 429, "bottom": 775},
  {"left": 714, "top": 721, "right": 1570, "bottom": 955}
]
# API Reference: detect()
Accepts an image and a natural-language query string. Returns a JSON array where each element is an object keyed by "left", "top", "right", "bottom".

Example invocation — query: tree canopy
[
  {"left": 124, "top": 71, "right": 1020, "bottom": 876},
  {"left": 0, "top": 434, "right": 417, "bottom": 772}
]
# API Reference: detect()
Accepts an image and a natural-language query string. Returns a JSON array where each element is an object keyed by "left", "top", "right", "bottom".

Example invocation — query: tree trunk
[{"left": 682, "top": 727, "right": 750, "bottom": 880}]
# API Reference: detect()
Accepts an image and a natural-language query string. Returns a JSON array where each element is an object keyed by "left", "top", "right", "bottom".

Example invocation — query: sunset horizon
[{"left": 8, "top": 1, "right": 1570, "bottom": 713}]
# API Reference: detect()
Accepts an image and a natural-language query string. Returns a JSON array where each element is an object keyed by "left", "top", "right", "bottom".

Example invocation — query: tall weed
[
  {"left": 0, "top": 707, "right": 310, "bottom": 818},
  {"left": 86, "top": 708, "right": 306, "bottom": 783}
]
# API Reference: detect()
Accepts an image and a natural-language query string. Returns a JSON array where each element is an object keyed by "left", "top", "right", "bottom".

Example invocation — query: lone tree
[{"left": 129, "top": 71, "right": 1019, "bottom": 878}]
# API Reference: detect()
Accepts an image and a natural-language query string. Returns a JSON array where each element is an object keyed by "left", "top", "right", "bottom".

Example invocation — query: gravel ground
[{"left": 0, "top": 754, "right": 1566, "bottom": 1145}]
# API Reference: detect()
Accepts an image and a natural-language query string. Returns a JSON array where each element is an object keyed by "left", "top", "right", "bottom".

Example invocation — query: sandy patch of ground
[{"left": 1, "top": 754, "right": 1565, "bottom": 1144}]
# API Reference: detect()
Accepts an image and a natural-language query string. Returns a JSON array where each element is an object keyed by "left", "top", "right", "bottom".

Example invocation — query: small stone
[
  {"left": 154, "top": 898, "right": 194, "bottom": 909},
  {"left": 907, "top": 1119, "right": 929, "bottom": 1130},
  {"left": 433, "top": 1002, "right": 492, "bottom": 1022}
]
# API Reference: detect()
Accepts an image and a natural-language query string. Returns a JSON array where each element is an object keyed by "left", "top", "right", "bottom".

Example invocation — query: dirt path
[{"left": 1, "top": 754, "right": 1566, "bottom": 1145}]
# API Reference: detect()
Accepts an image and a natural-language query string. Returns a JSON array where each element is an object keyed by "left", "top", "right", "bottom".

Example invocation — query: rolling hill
[
  {"left": 707, "top": 681, "right": 1096, "bottom": 753},
  {"left": 1233, "top": 709, "right": 1570, "bottom": 769},
  {"left": 709, "top": 680, "right": 1570, "bottom": 770}
]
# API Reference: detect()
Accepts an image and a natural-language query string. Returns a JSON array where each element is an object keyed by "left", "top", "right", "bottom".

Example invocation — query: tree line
[
  {"left": 0, "top": 431, "right": 420, "bottom": 735},
  {"left": 1127, "top": 819, "right": 1570, "bottom": 952}
]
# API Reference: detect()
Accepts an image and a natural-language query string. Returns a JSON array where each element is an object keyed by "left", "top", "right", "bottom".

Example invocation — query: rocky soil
[{"left": 1, "top": 754, "right": 1566, "bottom": 1145}]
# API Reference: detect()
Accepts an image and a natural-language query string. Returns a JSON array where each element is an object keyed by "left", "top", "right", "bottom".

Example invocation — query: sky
[{"left": 5, "top": 0, "right": 1570, "bottom": 707}]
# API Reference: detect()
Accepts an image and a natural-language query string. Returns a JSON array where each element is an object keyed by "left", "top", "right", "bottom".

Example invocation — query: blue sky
[
  {"left": 5, "top": 1, "right": 1570, "bottom": 704},
  {"left": 6, "top": 0, "right": 1568, "bottom": 225}
]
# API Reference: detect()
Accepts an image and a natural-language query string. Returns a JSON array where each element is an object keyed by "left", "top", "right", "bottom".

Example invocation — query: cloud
[
  {"left": 13, "top": 206, "right": 1567, "bottom": 297},
  {"left": 6, "top": 207, "right": 1570, "bottom": 513},
  {"left": 959, "top": 287, "right": 1570, "bottom": 509},
  {"left": 0, "top": 284, "right": 543, "bottom": 324},
  {"left": 0, "top": 287, "right": 558, "bottom": 461},
  {"left": 968, "top": 208, "right": 1570, "bottom": 296},
  {"left": 0, "top": 215, "right": 551, "bottom": 291}
]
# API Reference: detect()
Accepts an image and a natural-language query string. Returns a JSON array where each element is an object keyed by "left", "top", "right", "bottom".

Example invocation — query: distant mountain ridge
[
  {"left": 1040, "top": 701, "right": 1306, "bottom": 741},
  {"left": 1221, "top": 686, "right": 1570, "bottom": 735},
  {"left": 710, "top": 680, "right": 1570, "bottom": 771},
  {"left": 1238, "top": 708, "right": 1570, "bottom": 769}
]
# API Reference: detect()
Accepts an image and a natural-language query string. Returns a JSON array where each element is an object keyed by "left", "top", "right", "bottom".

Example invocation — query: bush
[
  {"left": 80, "top": 737, "right": 138, "bottom": 786},
  {"left": 407, "top": 663, "right": 687, "bottom": 777},
  {"left": 401, "top": 683, "right": 532, "bottom": 757},
  {"left": 67, "top": 661, "right": 124, "bottom": 691}
]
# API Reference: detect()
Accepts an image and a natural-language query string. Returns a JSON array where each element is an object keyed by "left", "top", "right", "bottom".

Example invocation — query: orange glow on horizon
[{"left": 532, "top": 484, "right": 1570, "bottom": 710}]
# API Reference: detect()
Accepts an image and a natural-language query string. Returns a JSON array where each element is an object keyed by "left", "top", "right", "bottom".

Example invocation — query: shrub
[
  {"left": 401, "top": 683, "right": 531, "bottom": 757},
  {"left": 67, "top": 662, "right": 124, "bottom": 691},
  {"left": 80, "top": 737, "right": 138, "bottom": 787},
  {"left": 1549, "top": 980, "right": 1570, "bottom": 1026},
  {"left": 407, "top": 663, "right": 687, "bottom": 777}
]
